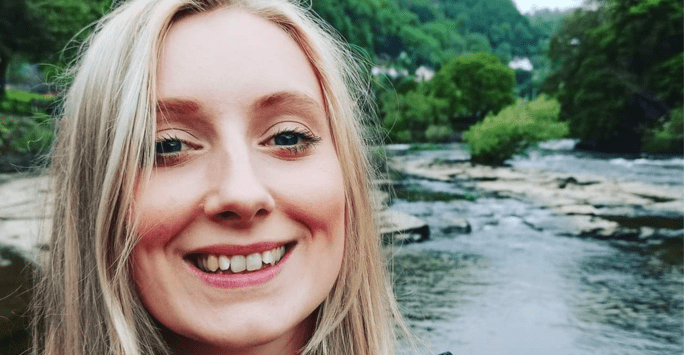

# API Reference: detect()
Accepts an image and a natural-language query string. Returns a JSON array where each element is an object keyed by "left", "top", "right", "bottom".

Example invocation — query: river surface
[{"left": 389, "top": 143, "right": 683, "bottom": 355}]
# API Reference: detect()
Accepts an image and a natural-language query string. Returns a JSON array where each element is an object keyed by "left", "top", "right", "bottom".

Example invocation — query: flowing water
[{"left": 389, "top": 143, "right": 683, "bottom": 355}]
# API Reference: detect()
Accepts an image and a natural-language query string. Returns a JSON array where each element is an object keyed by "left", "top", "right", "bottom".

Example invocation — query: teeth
[
  {"left": 218, "top": 255, "right": 230, "bottom": 271},
  {"left": 262, "top": 250, "right": 274, "bottom": 265},
  {"left": 206, "top": 255, "right": 219, "bottom": 272},
  {"left": 246, "top": 253, "right": 262, "bottom": 271},
  {"left": 195, "top": 244, "right": 287, "bottom": 274},
  {"left": 231, "top": 255, "right": 246, "bottom": 273}
]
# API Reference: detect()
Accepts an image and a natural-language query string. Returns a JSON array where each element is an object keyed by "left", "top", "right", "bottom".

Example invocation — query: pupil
[
  {"left": 156, "top": 140, "right": 182, "bottom": 154},
  {"left": 274, "top": 133, "right": 299, "bottom": 146}
]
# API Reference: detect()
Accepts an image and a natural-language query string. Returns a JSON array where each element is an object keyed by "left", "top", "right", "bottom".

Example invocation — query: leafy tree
[
  {"left": 312, "top": 0, "right": 416, "bottom": 59},
  {"left": 464, "top": 95, "right": 567, "bottom": 165},
  {"left": 0, "top": 0, "right": 112, "bottom": 98},
  {"left": 380, "top": 86, "right": 449, "bottom": 142},
  {"left": 543, "top": 0, "right": 683, "bottom": 152},
  {"left": 428, "top": 52, "right": 515, "bottom": 130},
  {"left": 0, "top": 0, "right": 45, "bottom": 97},
  {"left": 642, "top": 107, "right": 683, "bottom": 154}
]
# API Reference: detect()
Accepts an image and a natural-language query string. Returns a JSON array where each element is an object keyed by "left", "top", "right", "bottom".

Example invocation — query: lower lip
[{"left": 190, "top": 251, "right": 291, "bottom": 289}]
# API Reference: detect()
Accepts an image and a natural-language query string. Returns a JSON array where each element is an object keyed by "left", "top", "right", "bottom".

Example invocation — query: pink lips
[{"left": 187, "top": 242, "right": 291, "bottom": 289}]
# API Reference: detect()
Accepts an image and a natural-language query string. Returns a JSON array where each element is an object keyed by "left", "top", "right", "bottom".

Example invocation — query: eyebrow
[
  {"left": 251, "top": 91, "right": 325, "bottom": 117},
  {"left": 156, "top": 98, "right": 201, "bottom": 116},
  {"left": 154, "top": 91, "right": 325, "bottom": 121}
]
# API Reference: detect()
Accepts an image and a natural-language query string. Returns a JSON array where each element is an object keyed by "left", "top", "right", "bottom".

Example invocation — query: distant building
[
  {"left": 415, "top": 66, "right": 435, "bottom": 82},
  {"left": 371, "top": 66, "right": 409, "bottom": 79},
  {"left": 508, "top": 57, "right": 533, "bottom": 71}
]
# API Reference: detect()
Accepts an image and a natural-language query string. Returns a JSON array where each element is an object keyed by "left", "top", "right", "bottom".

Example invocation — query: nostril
[
  {"left": 255, "top": 208, "right": 268, "bottom": 216},
  {"left": 217, "top": 211, "right": 240, "bottom": 219}
]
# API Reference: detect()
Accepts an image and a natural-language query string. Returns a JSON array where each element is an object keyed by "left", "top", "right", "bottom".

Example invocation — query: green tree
[
  {"left": 428, "top": 52, "right": 515, "bottom": 130},
  {"left": 543, "top": 0, "right": 683, "bottom": 152},
  {"left": 380, "top": 86, "right": 449, "bottom": 142},
  {"left": 464, "top": 95, "right": 568, "bottom": 165},
  {"left": 0, "top": 0, "right": 45, "bottom": 97},
  {"left": 0, "top": 0, "right": 112, "bottom": 98}
]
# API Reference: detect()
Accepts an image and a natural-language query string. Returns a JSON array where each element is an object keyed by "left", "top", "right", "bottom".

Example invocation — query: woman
[{"left": 32, "top": 0, "right": 418, "bottom": 354}]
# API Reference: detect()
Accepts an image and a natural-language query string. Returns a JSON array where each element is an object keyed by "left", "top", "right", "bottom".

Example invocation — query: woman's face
[{"left": 131, "top": 8, "right": 345, "bottom": 354}]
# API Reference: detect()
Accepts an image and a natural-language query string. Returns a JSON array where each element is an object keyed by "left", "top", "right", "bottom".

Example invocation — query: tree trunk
[{"left": 0, "top": 51, "right": 9, "bottom": 100}]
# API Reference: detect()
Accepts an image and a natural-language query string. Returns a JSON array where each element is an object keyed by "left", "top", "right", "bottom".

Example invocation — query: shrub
[
  {"left": 464, "top": 96, "right": 568, "bottom": 165},
  {"left": 642, "top": 107, "right": 684, "bottom": 154},
  {"left": 0, "top": 113, "right": 53, "bottom": 155},
  {"left": 381, "top": 88, "right": 449, "bottom": 143},
  {"left": 424, "top": 124, "right": 454, "bottom": 142},
  {"left": 1, "top": 90, "right": 57, "bottom": 116}
]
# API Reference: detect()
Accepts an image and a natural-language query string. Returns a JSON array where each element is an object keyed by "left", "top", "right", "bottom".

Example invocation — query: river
[{"left": 389, "top": 142, "right": 683, "bottom": 355}]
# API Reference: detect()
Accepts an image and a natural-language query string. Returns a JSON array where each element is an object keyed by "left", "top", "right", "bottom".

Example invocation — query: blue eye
[
  {"left": 266, "top": 128, "right": 322, "bottom": 157},
  {"left": 274, "top": 132, "right": 302, "bottom": 146},
  {"left": 156, "top": 139, "right": 183, "bottom": 154}
]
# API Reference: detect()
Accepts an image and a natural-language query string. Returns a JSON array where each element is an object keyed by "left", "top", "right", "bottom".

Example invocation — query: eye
[
  {"left": 264, "top": 127, "right": 321, "bottom": 157},
  {"left": 156, "top": 139, "right": 183, "bottom": 154},
  {"left": 274, "top": 131, "right": 305, "bottom": 146},
  {"left": 154, "top": 134, "right": 200, "bottom": 166}
]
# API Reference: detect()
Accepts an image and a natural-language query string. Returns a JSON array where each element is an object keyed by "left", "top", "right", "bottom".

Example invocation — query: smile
[
  {"left": 191, "top": 244, "right": 287, "bottom": 274},
  {"left": 184, "top": 242, "right": 296, "bottom": 288}
]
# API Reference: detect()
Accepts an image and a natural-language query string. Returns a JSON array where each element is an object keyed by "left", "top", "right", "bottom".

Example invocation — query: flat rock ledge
[
  {"left": 377, "top": 209, "right": 430, "bottom": 244},
  {"left": 0, "top": 173, "right": 51, "bottom": 262},
  {"left": 389, "top": 156, "right": 684, "bottom": 242}
]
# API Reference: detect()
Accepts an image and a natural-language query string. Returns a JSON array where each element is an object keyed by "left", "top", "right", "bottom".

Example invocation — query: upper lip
[{"left": 186, "top": 241, "right": 291, "bottom": 256}]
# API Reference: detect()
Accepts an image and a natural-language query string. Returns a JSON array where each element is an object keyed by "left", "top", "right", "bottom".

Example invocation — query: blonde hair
[{"left": 33, "top": 0, "right": 413, "bottom": 354}]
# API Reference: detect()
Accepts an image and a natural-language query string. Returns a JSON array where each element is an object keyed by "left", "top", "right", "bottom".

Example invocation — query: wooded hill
[{"left": 311, "top": 0, "right": 555, "bottom": 69}]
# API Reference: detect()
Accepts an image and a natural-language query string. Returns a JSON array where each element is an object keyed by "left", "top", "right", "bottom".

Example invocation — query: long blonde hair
[{"left": 33, "top": 0, "right": 411, "bottom": 354}]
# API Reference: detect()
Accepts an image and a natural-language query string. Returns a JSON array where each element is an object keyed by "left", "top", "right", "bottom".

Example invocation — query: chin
[{"left": 162, "top": 311, "right": 316, "bottom": 354}]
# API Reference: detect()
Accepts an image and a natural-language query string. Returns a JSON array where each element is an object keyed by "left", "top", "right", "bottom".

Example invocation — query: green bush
[
  {"left": 642, "top": 107, "right": 684, "bottom": 154},
  {"left": 0, "top": 113, "right": 54, "bottom": 155},
  {"left": 381, "top": 88, "right": 449, "bottom": 143},
  {"left": 1, "top": 90, "right": 57, "bottom": 116},
  {"left": 464, "top": 96, "right": 568, "bottom": 165},
  {"left": 424, "top": 124, "right": 454, "bottom": 142}
]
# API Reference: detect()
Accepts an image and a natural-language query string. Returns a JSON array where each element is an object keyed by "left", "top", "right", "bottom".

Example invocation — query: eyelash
[
  {"left": 267, "top": 127, "right": 322, "bottom": 156},
  {"left": 155, "top": 133, "right": 189, "bottom": 166},
  {"left": 153, "top": 128, "right": 321, "bottom": 166}
]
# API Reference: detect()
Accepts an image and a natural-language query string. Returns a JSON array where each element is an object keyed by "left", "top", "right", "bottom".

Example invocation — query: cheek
[
  {"left": 267, "top": 159, "right": 346, "bottom": 235},
  {"left": 133, "top": 171, "right": 204, "bottom": 244}
]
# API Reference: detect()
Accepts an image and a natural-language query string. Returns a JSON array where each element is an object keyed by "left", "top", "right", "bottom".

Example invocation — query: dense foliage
[
  {"left": 428, "top": 52, "right": 515, "bottom": 128},
  {"left": 0, "top": 0, "right": 112, "bottom": 97},
  {"left": 0, "top": 90, "right": 54, "bottom": 155},
  {"left": 464, "top": 95, "right": 568, "bottom": 165},
  {"left": 642, "top": 107, "right": 683, "bottom": 155},
  {"left": 311, "top": 0, "right": 550, "bottom": 69},
  {"left": 542, "top": 0, "right": 683, "bottom": 153},
  {"left": 380, "top": 52, "right": 514, "bottom": 143}
]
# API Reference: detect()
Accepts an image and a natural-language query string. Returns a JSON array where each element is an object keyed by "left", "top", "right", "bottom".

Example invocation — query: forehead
[{"left": 157, "top": 6, "right": 324, "bottom": 115}]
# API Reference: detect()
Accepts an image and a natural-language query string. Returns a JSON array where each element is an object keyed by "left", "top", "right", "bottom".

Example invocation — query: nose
[{"left": 203, "top": 146, "right": 275, "bottom": 225}]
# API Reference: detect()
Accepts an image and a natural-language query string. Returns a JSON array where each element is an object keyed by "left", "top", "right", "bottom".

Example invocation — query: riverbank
[
  {"left": 0, "top": 172, "right": 48, "bottom": 353},
  {"left": 388, "top": 153, "right": 684, "bottom": 243}
]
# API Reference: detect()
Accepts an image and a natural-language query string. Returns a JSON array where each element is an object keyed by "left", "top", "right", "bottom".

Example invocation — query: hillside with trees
[{"left": 311, "top": 0, "right": 551, "bottom": 69}]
